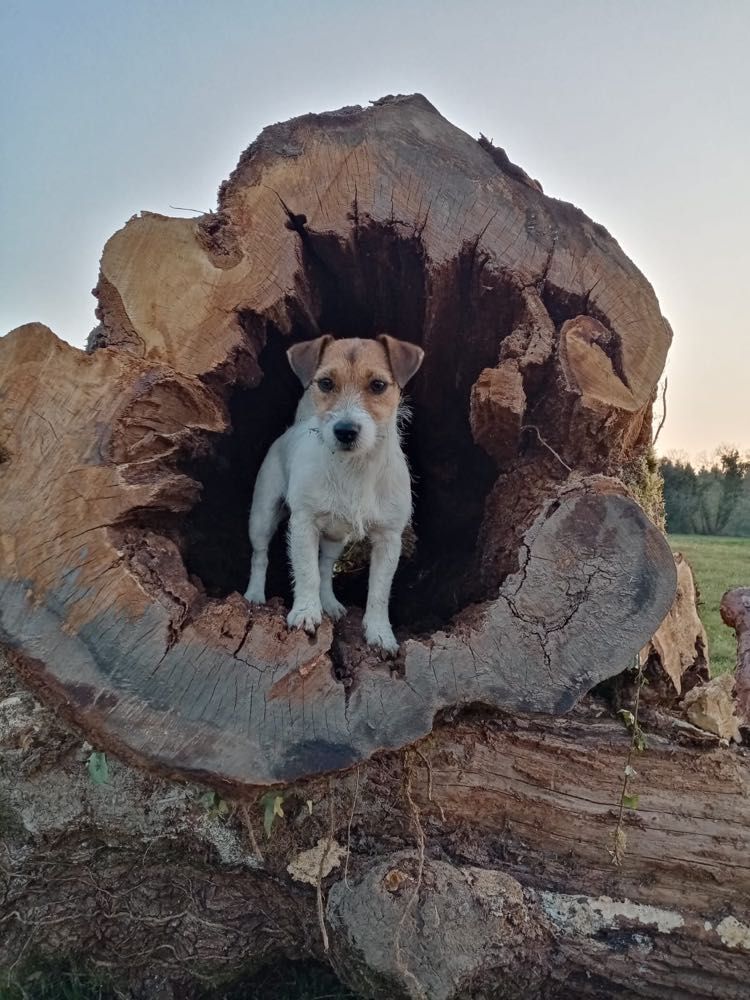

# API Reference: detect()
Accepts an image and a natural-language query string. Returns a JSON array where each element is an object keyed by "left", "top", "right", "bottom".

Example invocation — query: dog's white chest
[
  {"left": 280, "top": 413, "right": 411, "bottom": 545},
  {"left": 313, "top": 470, "right": 378, "bottom": 542}
]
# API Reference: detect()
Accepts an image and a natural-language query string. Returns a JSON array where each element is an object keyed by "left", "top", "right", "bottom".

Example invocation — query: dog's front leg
[
  {"left": 244, "top": 445, "right": 284, "bottom": 604},
  {"left": 363, "top": 528, "right": 401, "bottom": 654},
  {"left": 287, "top": 513, "right": 323, "bottom": 634},
  {"left": 319, "top": 537, "right": 347, "bottom": 620}
]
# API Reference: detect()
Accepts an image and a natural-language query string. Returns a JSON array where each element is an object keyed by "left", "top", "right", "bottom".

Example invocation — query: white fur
[{"left": 244, "top": 389, "right": 412, "bottom": 654}]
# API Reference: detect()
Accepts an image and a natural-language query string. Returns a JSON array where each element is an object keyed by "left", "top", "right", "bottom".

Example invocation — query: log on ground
[{"left": 1, "top": 651, "right": 748, "bottom": 999}]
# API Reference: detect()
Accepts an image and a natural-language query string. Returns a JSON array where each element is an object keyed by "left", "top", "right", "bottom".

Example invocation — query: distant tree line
[{"left": 661, "top": 448, "right": 750, "bottom": 536}]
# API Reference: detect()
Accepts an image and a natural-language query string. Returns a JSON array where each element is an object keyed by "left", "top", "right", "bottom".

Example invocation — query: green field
[{"left": 668, "top": 534, "right": 750, "bottom": 674}]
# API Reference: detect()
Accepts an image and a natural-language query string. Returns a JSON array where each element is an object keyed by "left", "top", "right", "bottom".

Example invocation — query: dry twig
[
  {"left": 522, "top": 424, "right": 573, "bottom": 473},
  {"left": 316, "top": 778, "right": 337, "bottom": 953},
  {"left": 394, "top": 751, "right": 427, "bottom": 1000},
  {"left": 652, "top": 377, "right": 669, "bottom": 446},
  {"left": 344, "top": 766, "right": 360, "bottom": 889},
  {"left": 239, "top": 804, "right": 264, "bottom": 863}
]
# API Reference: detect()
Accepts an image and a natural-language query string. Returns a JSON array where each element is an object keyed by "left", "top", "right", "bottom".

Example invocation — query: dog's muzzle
[{"left": 333, "top": 420, "right": 360, "bottom": 449}]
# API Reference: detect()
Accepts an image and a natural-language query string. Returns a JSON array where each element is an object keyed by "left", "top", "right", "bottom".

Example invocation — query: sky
[{"left": 1, "top": 0, "right": 748, "bottom": 459}]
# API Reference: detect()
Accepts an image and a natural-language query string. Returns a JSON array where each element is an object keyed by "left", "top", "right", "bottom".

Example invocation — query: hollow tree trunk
[
  {"left": 0, "top": 94, "right": 675, "bottom": 789},
  {"left": 2, "top": 95, "right": 740, "bottom": 999}
]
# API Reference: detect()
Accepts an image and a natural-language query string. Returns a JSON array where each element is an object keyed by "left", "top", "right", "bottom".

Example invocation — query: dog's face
[{"left": 288, "top": 335, "right": 424, "bottom": 454}]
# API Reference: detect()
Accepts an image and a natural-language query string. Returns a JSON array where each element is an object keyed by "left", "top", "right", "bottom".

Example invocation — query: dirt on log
[{"left": 0, "top": 94, "right": 676, "bottom": 792}]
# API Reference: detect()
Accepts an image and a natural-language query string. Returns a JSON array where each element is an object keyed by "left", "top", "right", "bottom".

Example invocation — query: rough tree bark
[{"left": 1, "top": 95, "right": 746, "bottom": 998}]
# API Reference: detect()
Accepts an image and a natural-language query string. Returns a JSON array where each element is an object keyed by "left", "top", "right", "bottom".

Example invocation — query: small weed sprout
[{"left": 611, "top": 655, "right": 647, "bottom": 864}]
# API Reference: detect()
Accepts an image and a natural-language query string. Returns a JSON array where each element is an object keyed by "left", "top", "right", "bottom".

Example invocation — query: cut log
[
  {"left": 0, "top": 95, "right": 675, "bottom": 790},
  {"left": 721, "top": 587, "right": 750, "bottom": 722},
  {"left": 1, "top": 651, "right": 748, "bottom": 1000}
]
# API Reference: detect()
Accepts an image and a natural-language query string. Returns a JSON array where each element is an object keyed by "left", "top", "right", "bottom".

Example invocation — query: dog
[{"left": 243, "top": 334, "right": 424, "bottom": 654}]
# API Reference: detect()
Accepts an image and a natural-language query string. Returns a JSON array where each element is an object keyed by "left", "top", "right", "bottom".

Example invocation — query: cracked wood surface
[{"left": 0, "top": 95, "right": 676, "bottom": 788}]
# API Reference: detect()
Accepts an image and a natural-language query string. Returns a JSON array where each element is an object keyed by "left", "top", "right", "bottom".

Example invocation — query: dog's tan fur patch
[{"left": 310, "top": 338, "right": 402, "bottom": 424}]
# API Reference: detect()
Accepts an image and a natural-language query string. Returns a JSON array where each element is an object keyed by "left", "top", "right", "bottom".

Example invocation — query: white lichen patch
[
  {"left": 193, "top": 812, "right": 260, "bottom": 868},
  {"left": 0, "top": 692, "right": 38, "bottom": 744},
  {"left": 287, "top": 837, "right": 346, "bottom": 885},
  {"left": 540, "top": 891, "right": 685, "bottom": 936},
  {"left": 716, "top": 916, "right": 750, "bottom": 951}
]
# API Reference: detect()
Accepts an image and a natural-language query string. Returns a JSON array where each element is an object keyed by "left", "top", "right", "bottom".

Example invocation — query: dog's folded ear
[
  {"left": 377, "top": 335, "right": 425, "bottom": 388},
  {"left": 287, "top": 335, "right": 334, "bottom": 387}
]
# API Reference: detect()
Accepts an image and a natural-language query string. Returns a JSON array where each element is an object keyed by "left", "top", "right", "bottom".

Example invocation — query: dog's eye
[
  {"left": 317, "top": 377, "right": 335, "bottom": 393},
  {"left": 370, "top": 379, "right": 388, "bottom": 394}
]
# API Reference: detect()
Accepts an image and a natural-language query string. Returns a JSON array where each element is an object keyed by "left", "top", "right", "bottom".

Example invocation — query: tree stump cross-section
[{"left": 0, "top": 95, "right": 676, "bottom": 789}]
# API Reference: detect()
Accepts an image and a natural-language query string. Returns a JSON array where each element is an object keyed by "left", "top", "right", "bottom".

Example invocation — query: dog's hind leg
[
  {"left": 244, "top": 448, "right": 285, "bottom": 604},
  {"left": 319, "top": 537, "right": 347, "bottom": 621}
]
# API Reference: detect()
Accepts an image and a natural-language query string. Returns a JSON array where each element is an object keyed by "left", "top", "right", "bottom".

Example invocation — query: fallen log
[
  {"left": 1, "top": 650, "right": 748, "bottom": 999},
  {"left": 5, "top": 95, "right": 743, "bottom": 999}
]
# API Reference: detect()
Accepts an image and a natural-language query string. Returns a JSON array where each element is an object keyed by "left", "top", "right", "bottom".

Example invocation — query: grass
[
  {"left": 668, "top": 534, "right": 750, "bottom": 674},
  {"left": 0, "top": 961, "right": 358, "bottom": 1000},
  {"left": 0, "top": 962, "right": 114, "bottom": 1000},
  {"left": 214, "top": 962, "right": 358, "bottom": 999}
]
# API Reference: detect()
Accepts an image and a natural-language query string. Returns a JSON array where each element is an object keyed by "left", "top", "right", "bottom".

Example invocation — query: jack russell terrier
[{"left": 243, "top": 334, "right": 424, "bottom": 654}]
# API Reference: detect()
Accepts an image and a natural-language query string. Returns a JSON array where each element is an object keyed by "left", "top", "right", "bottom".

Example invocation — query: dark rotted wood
[
  {"left": 721, "top": 587, "right": 750, "bottom": 722},
  {"left": 0, "top": 95, "right": 676, "bottom": 788}
]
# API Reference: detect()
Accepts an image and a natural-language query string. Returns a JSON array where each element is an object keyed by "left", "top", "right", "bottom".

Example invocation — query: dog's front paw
[
  {"left": 244, "top": 585, "right": 266, "bottom": 605},
  {"left": 364, "top": 618, "right": 399, "bottom": 656},
  {"left": 287, "top": 602, "right": 323, "bottom": 634},
  {"left": 321, "top": 596, "right": 347, "bottom": 621}
]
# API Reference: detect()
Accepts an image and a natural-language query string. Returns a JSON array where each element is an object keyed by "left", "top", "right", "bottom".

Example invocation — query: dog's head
[{"left": 287, "top": 335, "right": 424, "bottom": 454}]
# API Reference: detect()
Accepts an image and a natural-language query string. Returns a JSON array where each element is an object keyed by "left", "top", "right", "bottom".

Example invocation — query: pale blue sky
[{"left": 1, "top": 0, "right": 748, "bottom": 457}]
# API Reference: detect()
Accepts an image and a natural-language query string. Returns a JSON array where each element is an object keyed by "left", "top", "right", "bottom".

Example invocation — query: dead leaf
[{"left": 287, "top": 838, "right": 346, "bottom": 886}]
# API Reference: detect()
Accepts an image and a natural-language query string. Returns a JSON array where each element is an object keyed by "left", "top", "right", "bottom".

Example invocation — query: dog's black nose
[{"left": 333, "top": 421, "right": 360, "bottom": 445}]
